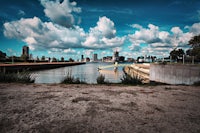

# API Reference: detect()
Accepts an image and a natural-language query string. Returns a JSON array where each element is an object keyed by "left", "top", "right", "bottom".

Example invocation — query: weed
[
  {"left": 120, "top": 73, "right": 143, "bottom": 85},
  {"left": 0, "top": 71, "right": 34, "bottom": 83},
  {"left": 96, "top": 74, "right": 109, "bottom": 84},
  {"left": 61, "top": 70, "right": 86, "bottom": 84}
]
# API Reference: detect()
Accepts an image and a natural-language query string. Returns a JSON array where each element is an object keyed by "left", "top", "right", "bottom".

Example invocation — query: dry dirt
[{"left": 0, "top": 83, "right": 200, "bottom": 133}]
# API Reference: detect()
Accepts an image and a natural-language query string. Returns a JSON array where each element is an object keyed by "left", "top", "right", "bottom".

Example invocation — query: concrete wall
[{"left": 150, "top": 64, "right": 200, "bottom": 85}]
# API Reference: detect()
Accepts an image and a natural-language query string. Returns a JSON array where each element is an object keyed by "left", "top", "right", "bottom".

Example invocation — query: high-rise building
[
  {"left": 93, "top": 53, "right": 98, "bottom": 62},
  {"left": 81, "top": 55, "right": 84, "bottom": 62},
  {"left": 22, "top": 46, "right": 29, "bottom": 57},
  {"left": 113, "top": 51, "right": 119, "bottom": 62}
]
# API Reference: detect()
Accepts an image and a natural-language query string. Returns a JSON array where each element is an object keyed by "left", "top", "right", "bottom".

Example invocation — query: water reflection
[{"left": 32, "top": 62, "right": 126, "bottom": 84}]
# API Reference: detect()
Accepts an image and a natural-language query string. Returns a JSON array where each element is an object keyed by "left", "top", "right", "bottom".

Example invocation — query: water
[{"left": 32, "top": 62, "right": 129, "bottom": 84}]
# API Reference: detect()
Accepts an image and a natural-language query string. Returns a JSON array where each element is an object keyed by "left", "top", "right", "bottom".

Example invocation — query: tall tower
[
  {"left": 22, "top": 46, "right": 29, "bottom": 57},
  {"left": 93, "top": 53, "right": 98, "bottom": 62},
  {"left": 81, "top": 55, "right": 84, "bottom": 62}
]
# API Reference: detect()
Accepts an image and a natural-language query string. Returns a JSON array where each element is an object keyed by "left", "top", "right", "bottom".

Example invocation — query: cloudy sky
[{"left": 1, "top": 0, "right": 200, "bottom": 60}]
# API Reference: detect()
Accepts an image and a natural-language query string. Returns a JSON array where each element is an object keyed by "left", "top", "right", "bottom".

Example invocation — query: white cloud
[
  {"left": 171, "top": 27, "right": 183, "bottom": 35},
  {"left": 84, "top": 49, "right": 94, "bottom": 57},
  {"left": 96, "top": 16, "right": 116, "bottom": 39},
  {"left": 188, "top": 22, "right": 200, "bottom": 35},
  {"left": 3, "top": 17, "right": 86, "bottom": 51},
  {"left": 40, "top": 0, "right": 81, "bottom": 28},
  {"left": 64, "top": 48, "right": 76, "bottom": 54},
  {"left": 128, "top": 22, "right": 200, "bottom": 56},
  {"left": 82, "top": 16, "right": 125, "bottom": 49},
  {"left": 3, "top": 15, "right": 125, "bottom": 53}
]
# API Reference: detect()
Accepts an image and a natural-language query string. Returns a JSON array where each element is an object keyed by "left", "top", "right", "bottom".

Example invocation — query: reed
[
  {"left": 0, "top": 71, "right": 35, "bottom": 83},
  {"left": 61, "top": 70, "right": 86, "bottom": 84},
  {"left": 121, "top": 70, "right": 143, "bottom": 85}
]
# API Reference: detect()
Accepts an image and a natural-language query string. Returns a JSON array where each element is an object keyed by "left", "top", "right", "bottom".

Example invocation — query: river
[{"left": 32, "top": 62, "right": 130, "bottom": 84}]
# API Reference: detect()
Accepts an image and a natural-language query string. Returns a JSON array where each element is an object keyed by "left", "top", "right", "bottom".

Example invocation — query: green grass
[{"left": 0, "top": 72, "right": 35, "bottom": 83}]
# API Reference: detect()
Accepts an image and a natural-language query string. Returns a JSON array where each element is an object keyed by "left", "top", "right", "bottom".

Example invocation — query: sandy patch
[{"left": 0, "top": 84, "right": 200, "bottom": 133}]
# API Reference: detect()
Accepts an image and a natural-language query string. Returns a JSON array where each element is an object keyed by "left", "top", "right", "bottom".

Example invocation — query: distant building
[
  {"left": 93, "top": 53, "right": 98, "bottom": 62},
  {"left": 119, "top": 56, "right": 125, "bottom": 62},
  {"left": 113, "top": 51, "right": 119, "bottom": 62},
  {"left": 85, "top": 57, "right": 90, "bottom": 62},
  {"left": 127, "top": 58, "right": 134, "bottom": 62},
  {"left": 81, "top": 55, "right": 84, "bottom": 62},
  {"left": 102, "top": 56, "right": 113, "bottom": 62},
  {"left": 29, "top": 54, "right": 33, "bottom": 60},
  {"left": 22, "top": 46, "right": 29, "bottom": 57}
]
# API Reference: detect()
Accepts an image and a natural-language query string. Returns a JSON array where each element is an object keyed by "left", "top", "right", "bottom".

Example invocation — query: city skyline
[{"left": 1, "top": 0, "right": 200, "bottom": 60}]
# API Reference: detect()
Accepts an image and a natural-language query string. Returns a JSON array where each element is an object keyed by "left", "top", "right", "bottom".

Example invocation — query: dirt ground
[{"left": 0, "top": 83, "right": 200, "bottom": 133}]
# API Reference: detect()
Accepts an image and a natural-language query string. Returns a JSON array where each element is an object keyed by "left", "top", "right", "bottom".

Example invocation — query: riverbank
[
  {"left": 0, "top": 83, "right": 200, "bottom": 132},
  {"left": 0, "top": 62, "right": 85, "bottom": 73}
]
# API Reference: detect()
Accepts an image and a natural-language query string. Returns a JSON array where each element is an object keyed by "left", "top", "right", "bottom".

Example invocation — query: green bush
[
  {"left": 121, "top": 73, "right": 143, "bottom": 85},
  {"left": 0, "top": 72, "right": 35, "bottom": 83}
]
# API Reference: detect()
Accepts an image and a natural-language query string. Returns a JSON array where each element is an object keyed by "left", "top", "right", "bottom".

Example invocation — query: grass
[
  {"left": 96, "top": 74, "right": 110, "bottom": 84},
  {"left": 120, "top": 69, "right": 143, "bottom": 85},
  {"left": 0, "top": 71, "right": 35, "bottom": 83},
  {"left": 61, "top": 70, "right": 86, "bottom": 84}
]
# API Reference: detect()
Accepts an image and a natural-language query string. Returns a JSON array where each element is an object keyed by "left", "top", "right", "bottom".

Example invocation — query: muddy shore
[{"left": 0, "top": 83, "right": 200, "bottom": 133}]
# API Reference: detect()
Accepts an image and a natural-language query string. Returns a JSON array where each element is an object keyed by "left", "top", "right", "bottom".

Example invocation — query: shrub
[
  {"left": 61, "top": 71, "right": 86, "bottom": 84},
  {"left": 193, "top": 81, "right": 200, "bottom": 86},
  {"left": 121, "top": 72, "right": 143, "bottom": 85},
  {"left": 96, "top": 74, "right": 106, "bottom": 84},
  {"left": 0, "top": 71, "right": 35, "bottom": 83}
]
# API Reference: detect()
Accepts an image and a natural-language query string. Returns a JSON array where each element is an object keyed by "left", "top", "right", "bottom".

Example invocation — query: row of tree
[{"left": 170, "top": 34, "right": 200, "bottom": 62}]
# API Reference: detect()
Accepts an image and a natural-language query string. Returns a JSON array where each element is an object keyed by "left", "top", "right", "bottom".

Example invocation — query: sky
[{"left": 1, "top": 0, "right": 200, "bottom": 60}]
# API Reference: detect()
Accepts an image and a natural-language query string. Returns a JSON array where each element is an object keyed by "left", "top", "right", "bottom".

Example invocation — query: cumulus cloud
[
  {"left": 128, "top": 23, "right": 200, "bottom": 56},
  {"left": 3, "top": 17, "right": 86, "bottom": 51},
  {"left": 3, "top": 15, "right": 125, "bottom": 53},
  {"left": 63, "top": 48, "right": 76, "bottom": 54},
  {"left": 40, "top": 0, "right": 81, "bottom": 28},
  {"left": 82, "top": 16, "right": 125, "bottom": 49},
  {"left": 188, "top": 22, "right": 200, "bottom": 34}
]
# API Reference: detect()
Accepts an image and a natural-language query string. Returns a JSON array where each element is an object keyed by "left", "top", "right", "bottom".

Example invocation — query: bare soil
[{"left": 0, "top": 83, "right": 200, "bottom": 133}]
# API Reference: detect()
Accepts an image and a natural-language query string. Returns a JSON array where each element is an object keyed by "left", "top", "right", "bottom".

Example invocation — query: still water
[{"left": 32, "top": 62, "right": 128, "bottom": 84}]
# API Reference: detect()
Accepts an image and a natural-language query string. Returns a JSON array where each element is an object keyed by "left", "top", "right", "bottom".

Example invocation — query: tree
[
  {"left": 52, "top": 57, "right": 57, "bottom": 62},
  {"left": 21, "top": 54, "right": 28, "bottom": 62},
  {"left": 0, "top": 51, "right": 6, "bottom": 59},
  {"left": 170, "top": 48, "right": 185, "bottom": 61},
  {"left": 41, "top": 56, "right": 45, "bottom": 61},
  {"left": 61, "top": 57, "right": 64, "bottom": 62},
  {"left": 189, "top": 34, "right": 200, "bottom": 48},
  {"left": 187, "top": 35, "right": 200, "bottom": 61},
  {"left": 69, "top": 58, "right": 74, "bottom": 62}
]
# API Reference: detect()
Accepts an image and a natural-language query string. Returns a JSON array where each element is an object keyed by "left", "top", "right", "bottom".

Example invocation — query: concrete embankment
[
  {"left": 0, "top": 62, "right": 85, "bottom": 73},
  {"left": 124, "top": 63, "right": 150, "bottom": 83},
  {"left": 150, "top": 64, "right": 200, "bottom": 85},
  {"left": 125, "top": 63, "right": 200, "bottom": 85}
]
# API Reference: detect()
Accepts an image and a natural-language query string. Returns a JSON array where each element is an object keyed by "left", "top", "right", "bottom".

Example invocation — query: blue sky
[{"left": 1, "top": 0, "right": 200, "bottom": 60}]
